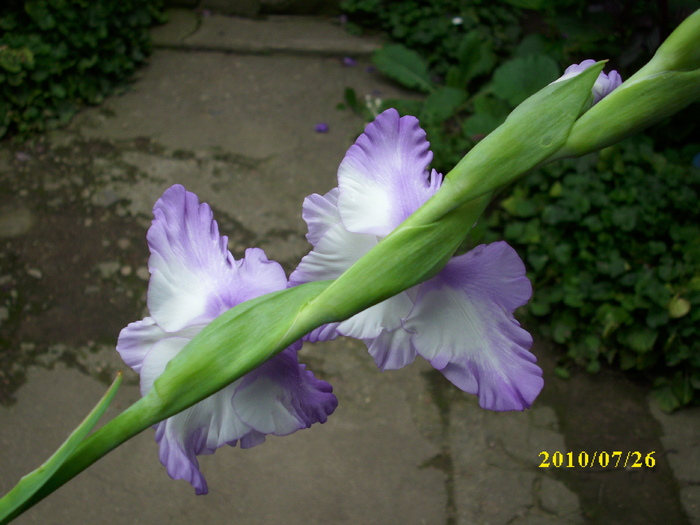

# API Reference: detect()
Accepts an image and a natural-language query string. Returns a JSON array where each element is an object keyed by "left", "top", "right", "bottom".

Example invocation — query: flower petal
[
  {"left": 302, "top": 188, "right": 340, "bottom": 246},
  {"left": 116, "top": 317, "right": 166, "bottom": 373},
  {"left": 289, "top": 215, "right": 378, "bottom": 286},
  {"left": 139, "top": 336, "right": 191, "bottom": 397},
  {"left": 337, "top": 291, "right": 413, "bottom": 340},
  {"left": 154, "top": 381, "right": 250, "bottom": 495},
  {"left": 337, "top": 108, "right": 441, "bottom": 237},
  {"left": 555, "top": 60, "right": 622, "bottom": 104},
  {"left": 233, "top": 346, "right": 338, "bottom": 436},
  {"left": 146, "top": 185, "right": 286, "bottom": 332},
  {"left": 365, "top": 326, "right": 416, "bottom": 370},
  {"left": 146, "top": 185, "right": 238, "bottom": 331},
  {"left": 405, "top": 242, "right": 542, "bottom": 411},
  {"left": 232, "top": 247, "right": 289, "bottom": 305}
]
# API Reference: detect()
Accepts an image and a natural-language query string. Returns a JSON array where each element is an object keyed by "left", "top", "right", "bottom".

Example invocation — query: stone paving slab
[
  {"left": 152, "top": 9, "right": 382, "bottom": 55},
  {"left": 650, "top": 401, "right": 700, "bottom": 524}
]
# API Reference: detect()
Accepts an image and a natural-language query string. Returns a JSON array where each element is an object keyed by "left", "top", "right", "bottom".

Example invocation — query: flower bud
[{"left": 558, "top": 9, "right": 700, "bottom": 158}]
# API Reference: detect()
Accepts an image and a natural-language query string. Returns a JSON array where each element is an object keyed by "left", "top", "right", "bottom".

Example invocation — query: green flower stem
[{"left": 7, "top": 282, "right": 333, "bottom": 521}]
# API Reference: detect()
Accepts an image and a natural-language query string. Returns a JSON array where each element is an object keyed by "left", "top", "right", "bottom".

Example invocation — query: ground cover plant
[
  {"left": 477, "top": 139, "right": 700, "bottom": 411},
  {"left": 0, "top": 0, "right": 164, "bottom": 140},
  {"left": 341, "top": 0, "right": 700, "bottom": 409}
]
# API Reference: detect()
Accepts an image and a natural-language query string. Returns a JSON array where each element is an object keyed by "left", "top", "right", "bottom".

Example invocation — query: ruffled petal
[
  {"left": 139, "top": 336, "right": 191, "bottom": 397},
  {"left": 146, "top": 185, "right": 241, "bottom": 332},
  {"left": 337, "top": 291, "right": 413, "bottom": 340},
  {"left": 302, "top": 188, "right": 341, "bottom": 246},
  {"left": 116, "top": 317, "right": 167, "bottom": 373},
  {"left": 231, "top": 247, "right": 289, "bottom": 305},
  {"left": 289, "top": 217, "right": 378, "bottom": 286},
  {"left": 233, "top": 346, "right": 338, "bottom": 435},
  {"left": 337, "top": 108, "right": 440, "bottom": 237},
  {"left": 154, "top": 381, "right": 250, "bottom": 495},
  {"left": 365, "top": 326, "right": 416, "bottom": 371},
  {"left": 405, "top": 242, "right": 542, "bottom": 411}
]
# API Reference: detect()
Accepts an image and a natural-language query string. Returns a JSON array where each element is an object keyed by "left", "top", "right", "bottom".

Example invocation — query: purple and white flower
[
  {"left": 290, "top": 109, "right": 543, "bottom": 411},
  {"left": 117, "top": 185, "right": 337, "bottom": 495},
  {"left": 555, "top": 59, "right": 622, "bottom": 104}
]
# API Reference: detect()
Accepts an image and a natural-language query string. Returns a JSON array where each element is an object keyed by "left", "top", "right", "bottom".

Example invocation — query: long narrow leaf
[{"left": 0, "top": 373, "right": 122, "bottom": 524}]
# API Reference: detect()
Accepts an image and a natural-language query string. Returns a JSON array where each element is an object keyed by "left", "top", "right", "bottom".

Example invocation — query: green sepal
[
  {"left": 564, "top": 68, "right": 700, "bottom": 156},
  {"left": 437, "top": 61, "right": 605, "bottom": 211}
]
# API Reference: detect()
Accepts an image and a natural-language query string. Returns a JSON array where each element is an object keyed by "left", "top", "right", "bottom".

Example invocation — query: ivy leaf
[
  {"left": 462, "top": 93, "right": 510, "bottom": 137},
  {"left": 492, "top": 54, "right": 560, "bottom": 106},
  {"left": 652, "top": 383, "right": 681, "bottom": 412},
  {"left": 618, "top": 328, "right": 658, "bottom": 354},
  {"left": 446, "top": 32, "right": 497, "bottom": 87},
  {"left": 372, "top": 44, "right": 435, "bottom": 93},
  {"left": 421, "top": 87, "right": 467, "bottom": 122}
]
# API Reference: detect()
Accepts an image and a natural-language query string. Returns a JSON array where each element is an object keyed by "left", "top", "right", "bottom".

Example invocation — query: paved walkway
[{"left": 0, "top": 10, "right": 698, "bottom": 525}]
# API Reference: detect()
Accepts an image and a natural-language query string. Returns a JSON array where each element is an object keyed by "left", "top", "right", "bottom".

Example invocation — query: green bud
[
  {"left": 559, "top": 9, "right": 700, "bottom": 157},
  {"left": 437, "top": 61, "right": 604, "bottom": 211}
]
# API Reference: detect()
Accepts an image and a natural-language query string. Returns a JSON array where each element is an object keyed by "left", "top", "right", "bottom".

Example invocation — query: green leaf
[
  {"left": 515, "top": 34, "right": 548, "bottom": 57},
  {"left": 554, "top": 366, "right": 571, "bottom": 379},
  {"left": 0, "top": 373, "right": 122, "bottom": 523},
  {"left": 381, "top": 98, "right": 424, "bottom": 118},
  {"left": 619, "top": 327, "right": 658, "bottom": 354},
  {"left": 446, "top": 32, "right": 497, "bottom": 87},
  {"left": 652, "top": 383, "right": 681, "bottom": 412},
  {"left": 502, "top": 0, "right": 550, "bottom": 9},
  {"left": 552, "top": 312, "right": 576, "bottom": 343},
  {"left": 24, "top": 1, "right": 56, "bottom": 30},
  {"left": 668, "top": 295, "right": 691, "bottom": 318},
  {"left": 343, "top": 87, "right": 359, "bottom": 112},
  {"left": 372, "top": 44, "right": 435, "bottom": 93},
  {"left": 462, "top": 94, "right": 510, "bottom": 137},
  {"left": 421, "top": 87, "right": 467, "bottom": 122},
  {"left": 492, "top": 54, "right": 560, "bottom": 107}
]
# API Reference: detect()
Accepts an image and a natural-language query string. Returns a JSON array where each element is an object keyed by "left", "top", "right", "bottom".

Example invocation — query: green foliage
[
  {"left": 340, "top": 0, "right": 700, "bottom": 171},
  {"left": 0, "top": 0, "right": 165, "bottom": 139},
  {"left": 340, "top": 0, "right": 521, "bottom": 78},
  {"left": 477, "top": 139, "right": 700, "bottom": 410}
]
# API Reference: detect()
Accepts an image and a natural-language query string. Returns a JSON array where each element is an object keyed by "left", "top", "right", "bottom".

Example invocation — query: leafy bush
[
  {"left": 340, "top": 0, "right": 700, "bottom": 172},
  {"left": 340, "top": 0, "right": 522, "bottom": 78},
  {"left": 476, "top": 139, "right": 700, "bottom": 410},
  {"left": 0, "top": 0, "right": 165, "bottom": 139},
  {"left": 340, "top": 32, "right": 560, "bottom": 174}
]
